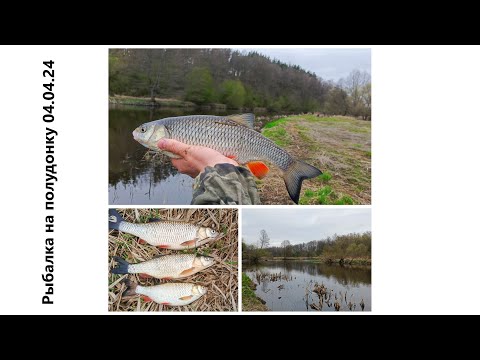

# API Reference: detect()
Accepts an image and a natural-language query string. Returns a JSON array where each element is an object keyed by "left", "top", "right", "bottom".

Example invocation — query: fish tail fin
[
  {"left": 121, "top": 279, "right": 138, "bottom": 297},
  {"left": 109, "top": 209, "right": 124, "bottom": 230},
  {"left": 111, "top": 257, "right": 130, "bottom": 274},
  {"left": 283, "top": 160, "right": 322, "bottom": 204}
]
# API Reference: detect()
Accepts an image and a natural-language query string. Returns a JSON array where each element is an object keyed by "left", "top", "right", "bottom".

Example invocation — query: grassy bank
[
  {"left": 242, "top": 273, "right": 268, "bottom": 311},
  {"left": 259, "top": 115, "right": 371, "bottom": 205}
]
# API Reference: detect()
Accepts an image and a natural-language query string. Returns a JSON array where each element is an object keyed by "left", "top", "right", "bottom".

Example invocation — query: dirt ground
[
  {"left": 108, "top": 208, "right": 238, "bottom": 312},
  {"left": 258, "top": 115, "right": 371, "bottom": 205}
]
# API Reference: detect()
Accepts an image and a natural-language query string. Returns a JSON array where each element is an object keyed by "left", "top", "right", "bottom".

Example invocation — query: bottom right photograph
[{"left": 242, "top": 208, "right": 371, "bottom": 312}]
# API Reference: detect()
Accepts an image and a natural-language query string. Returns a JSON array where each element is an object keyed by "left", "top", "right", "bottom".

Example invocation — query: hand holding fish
[{"left": 158, "top": 138, "right": 238, "bottom": 178}]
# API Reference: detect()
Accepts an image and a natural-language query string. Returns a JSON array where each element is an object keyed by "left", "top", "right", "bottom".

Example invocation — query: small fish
[
  {"left": 111, "top": 254, "right": 214, "bottom": 280},
  {"left": 109, "top": 209, "right": 219, "bottom": 249},
  {"left": 132, "top": 113, "right": 322, "bottom": 204},
  {"left": 122, "top": 279, "right": 207, "bottom": 306}
]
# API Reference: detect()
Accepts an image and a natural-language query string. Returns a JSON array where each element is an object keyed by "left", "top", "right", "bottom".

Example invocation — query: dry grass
[
  {"left": 108, "top": 208, "right": 238, "bottom": 312},
  {"left": 259, "top": 115, "right": 371, "bottom": 205}
]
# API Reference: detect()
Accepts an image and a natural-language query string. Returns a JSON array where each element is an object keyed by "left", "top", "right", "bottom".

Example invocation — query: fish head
[
  {"left": 132, "top": 120, "right": 167, "bottom": 151},
  {"left": 192, "top": 284, "right": 207, "bottom": 297},
  {"left": 196, "top": 227, "right": 220, "bottom": 246},
  {"left": 205, "top": 227, "right": 219, "bottom": 239},
  {"left": 195, "top": 255, "right": 215, "bottom": 269}
]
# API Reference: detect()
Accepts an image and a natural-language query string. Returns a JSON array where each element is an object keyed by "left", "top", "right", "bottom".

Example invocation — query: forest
[
  {"left": 243, "top": 231, "right": 371, "bottom": 262},
  {"left": 109, "top": 49, "right": 371, "bottom": 118}
]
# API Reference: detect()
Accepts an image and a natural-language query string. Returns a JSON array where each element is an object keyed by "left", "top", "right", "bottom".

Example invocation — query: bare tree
[
  {"left": 259, "top": 229, "right": 270, "bottom": 249},
  {"left": 342, "top": 69, "right": 371, "bottom": 117},
  {"left": 281, "top": 240, "right": 291, "bottom": 259}
]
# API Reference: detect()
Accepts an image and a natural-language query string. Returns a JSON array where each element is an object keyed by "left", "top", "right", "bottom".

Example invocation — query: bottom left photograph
[{"left": 108, "top": 208, "right": 238, "bottom": 312}]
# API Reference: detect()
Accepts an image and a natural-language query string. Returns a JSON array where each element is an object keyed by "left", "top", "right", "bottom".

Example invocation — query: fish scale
[
  {"left": 132, "top": 113, "right": 322, "bottom": 203},
  {"left": 136, "top": 282, "right": 205, "bottom": 306},
  {"left": 165, "top": 115, "right": 292, "bottom": 169},
  {"left": 129, "top": 254, "right": 196, "bottom": 278},
  {"left": 119, "top": 221, "right": 198, "bottom": 247}
]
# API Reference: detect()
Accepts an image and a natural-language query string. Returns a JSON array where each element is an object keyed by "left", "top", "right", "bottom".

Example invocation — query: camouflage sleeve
[{"left": 191, "top": 163, "right": 261, "bottom": 205}]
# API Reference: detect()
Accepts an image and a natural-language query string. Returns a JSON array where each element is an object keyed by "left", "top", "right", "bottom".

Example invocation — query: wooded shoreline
[{"left": 243, "top": 257, "right": 371, "bottom": 266}]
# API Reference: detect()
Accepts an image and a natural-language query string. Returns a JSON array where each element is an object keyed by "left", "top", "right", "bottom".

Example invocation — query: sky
[
  {"left": 242, "top": 208, "right": 371, "bottom": 247},
  {"left": 234, "top": 48, "right": 371, "bottom": 82}
]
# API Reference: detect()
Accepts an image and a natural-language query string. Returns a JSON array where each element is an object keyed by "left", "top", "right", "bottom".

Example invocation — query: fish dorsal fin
[
  {"left": 226, "top": 113, "right": 255, "bottom": 128},
  {"left": 147, "top": 218, "right": 162, "bottom": 223}
]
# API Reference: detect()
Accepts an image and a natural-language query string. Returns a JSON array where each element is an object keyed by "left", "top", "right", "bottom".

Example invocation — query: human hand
[{"left": 158, "top": 138, "right": 239, "bottom": 178}]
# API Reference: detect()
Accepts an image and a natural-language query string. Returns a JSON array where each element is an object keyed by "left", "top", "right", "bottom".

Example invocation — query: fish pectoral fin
[
  {"left": 142, "top": 296, "right": 153, "bottom": 302},
  {"left": 247, "top": 161, "right": 270, "bottom": 179},
  {"left": 138, "top": 239, "right": 147, "bottom": 244},
  {"left": 139, "top": 273, "right": 152, "bottom": 279},
  {"left": 160, "top": 302, "right": 171, "bottom": 305},
  {"left": 226, "top": 113, "right": 255, "bottom": 128},
  {"left": 179, "top": 295, "right": 193, "bottom": 301},
  {"left": 158, "top": 245, "right": 170, "bottom": 249},
  {"left": 180, "top": 240, "right": 197, "bottom": 247},
  {"left": 179, "top": 267, "right": 196, "bottom": 277}
]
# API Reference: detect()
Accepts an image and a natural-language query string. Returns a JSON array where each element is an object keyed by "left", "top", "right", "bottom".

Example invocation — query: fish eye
[{"left": 140, "top": 126, "right": 146, "bottom": 133}]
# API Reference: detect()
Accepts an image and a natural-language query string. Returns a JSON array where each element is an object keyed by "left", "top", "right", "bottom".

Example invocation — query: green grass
[
  {"left": 263, "top": 118, "right": 288, "bottom": 128},
  {"left": 242, "top": 273, "right": 256, "bottom": 299},
  {"left": 299, "top": 185, "right": 355, "bottom": 205},
  {"left": 242, "top": 273, "right": 269, "bottom": 311},
  {"left": 304, "top": 189, "right": 315, "bottom": 198},
  {"left": 318, "top": 171, "right": 332, "bottom": 183},
  {"left": 262, "top": 126, "right": 290, "bottom": 146}
]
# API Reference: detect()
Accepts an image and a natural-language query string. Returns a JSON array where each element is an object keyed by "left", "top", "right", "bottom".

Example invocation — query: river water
[
  {"left": 244, "top": 261, "right": 371, "bottom": 312},
  {"left": 109, "top": 105, "right": 241, "bottom": 205}
]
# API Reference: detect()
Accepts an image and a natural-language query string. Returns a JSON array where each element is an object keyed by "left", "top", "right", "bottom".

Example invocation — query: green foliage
[
  {"left": 259, "top": 231, "right": 371, "bottom": 259},
  {"left": 108, "top": 49, "right": 370, "bottom": 117},
  {"left": 185, "top": 67, "right": 215, "bottom": 105},
  {"left": 242, "top": 242, "right": 271, "bottom": 264},
  {"left": 220, "top": 80, "right": 246, "bottom": 108}
]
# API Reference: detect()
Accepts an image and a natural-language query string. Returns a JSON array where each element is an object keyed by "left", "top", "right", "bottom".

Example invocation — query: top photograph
[{"left": 109, "top": 48, "right": 371, "bottom": 205}]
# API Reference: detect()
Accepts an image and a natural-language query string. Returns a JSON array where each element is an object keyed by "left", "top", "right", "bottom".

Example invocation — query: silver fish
[
  {"left": 109, "top": 209, "right": 219, "bottom": 249},
  {"left": 132, "top": 113, "right": 322, "bottom": 204},
  {"left": 122, "top": 279, "right": 207, "bottom": 306},
  {"left": 111, "top": 254, "right": 214, "bottom": 279}
]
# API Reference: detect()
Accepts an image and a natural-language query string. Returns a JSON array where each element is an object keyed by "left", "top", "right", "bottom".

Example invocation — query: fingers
[{"left": 158, "top": 138, "right": 191, "bottom": 157}]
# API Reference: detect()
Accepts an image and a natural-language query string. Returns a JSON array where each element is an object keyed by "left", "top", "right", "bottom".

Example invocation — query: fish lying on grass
[
  {"left": 132, "top": 113, "right": 322, "bottom": 204},
  {"left": 109, "top": 209, "right": 219, "bottom": 249},
  {"left": 122, "top": 279, "right": 207, "bottom": 306},
  {"left": 111, "top": 254, "right": 214, "bottom": 280}
]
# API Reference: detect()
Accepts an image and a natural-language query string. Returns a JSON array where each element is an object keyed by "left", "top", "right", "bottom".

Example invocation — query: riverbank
[
  {"left": 109, "top": 95, "right": 268, "bottom": 113},
  {"left": 243, "top": 257, "right": 371, "bottom": 266},
  {"left": 109, "top": 95, "right": 198, "bottom": 108},
  {"left": 242, "top": 273, "right": 269, "bottom": 311},
  {"left": 258, "top": 115, "right": 371, "bottom": 205}
]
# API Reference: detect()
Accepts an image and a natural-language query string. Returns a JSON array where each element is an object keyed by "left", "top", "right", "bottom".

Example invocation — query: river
[
  {"left": 244, "top": 261, "right": 371, "bottom": 312},
  {"left": 109, "top": 105, "right": 242, "bottom": 205}
]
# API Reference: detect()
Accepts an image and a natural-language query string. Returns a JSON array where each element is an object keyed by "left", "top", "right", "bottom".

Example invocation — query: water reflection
[
  {"left": 109, "top": 106, "right": 240, "bottom": 204},
  {"left": 244, "top": 261, "right": 371, "bottom": 312}
]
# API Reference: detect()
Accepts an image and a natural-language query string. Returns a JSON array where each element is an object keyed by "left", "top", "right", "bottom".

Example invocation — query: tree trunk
[{"left": 150, "top": 87, "right": 156, "bottom": 104}]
